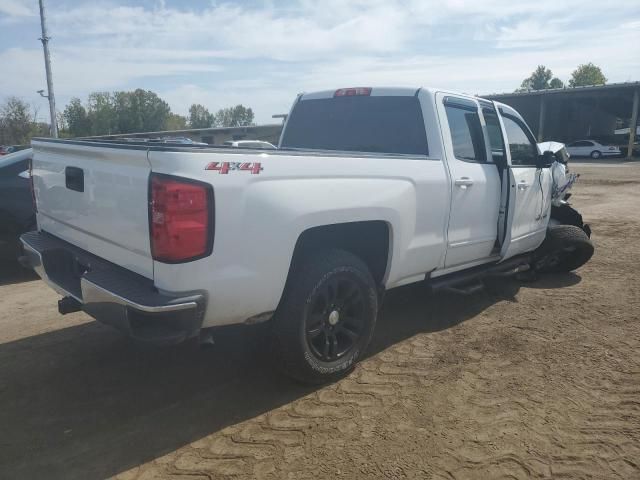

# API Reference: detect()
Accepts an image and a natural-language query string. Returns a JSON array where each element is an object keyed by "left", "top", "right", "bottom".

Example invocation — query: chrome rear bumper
[{"left": 20, "top": 231, "right": 206, "bottom": 345}]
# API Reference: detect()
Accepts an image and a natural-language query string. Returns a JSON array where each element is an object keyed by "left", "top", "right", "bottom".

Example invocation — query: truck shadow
[
  {"left": 0, "top": 260, "right": 39, "bottom": 286},
  {"left": 0, "top": 274, "right": 581, "bottom": 479}
]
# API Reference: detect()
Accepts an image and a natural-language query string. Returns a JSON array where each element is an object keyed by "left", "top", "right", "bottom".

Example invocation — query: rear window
[
  {"left": 444, "top": 104, "right": 486, "bottom": 163},
  {"left": 280, "top": 96, "right": 428, "bottom": 155}
]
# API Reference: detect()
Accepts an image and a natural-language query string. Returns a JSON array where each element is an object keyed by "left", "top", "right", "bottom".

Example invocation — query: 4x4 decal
[{"left": 205, "top": 161, "right": 263, "bottom": 174}]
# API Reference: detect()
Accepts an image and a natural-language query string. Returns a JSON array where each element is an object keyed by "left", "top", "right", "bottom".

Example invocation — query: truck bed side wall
[{"left": 148, "top": 149, "right": 449, "bottom": 328}]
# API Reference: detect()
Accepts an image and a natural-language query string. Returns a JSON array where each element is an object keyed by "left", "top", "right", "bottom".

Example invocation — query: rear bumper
[{"left": 20, "top": 231, "right": 206, "bottom": 345}]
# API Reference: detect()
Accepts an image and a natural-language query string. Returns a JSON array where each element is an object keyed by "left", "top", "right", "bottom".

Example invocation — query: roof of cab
[
  {"left": 298, "top": 86, "right": 492, "bottom": 102},
  {"left": 300, "top": 87, "right": 422, "bottom": 100}
]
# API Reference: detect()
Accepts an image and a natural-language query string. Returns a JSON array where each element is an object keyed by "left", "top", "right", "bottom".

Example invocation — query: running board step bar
[
  {"left": 442, "top": 282, "right": 485, "bottom": 296},
  {"left": 429, "top": 255, "right": 532, "bottom": 295},
  {"left": 485, "top": 263, "right": 530, "bottom": 278}
]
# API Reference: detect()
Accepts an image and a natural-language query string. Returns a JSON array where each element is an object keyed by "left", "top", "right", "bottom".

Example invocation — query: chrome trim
[
  {"left": 448, "top": 236, "right": 497, "bottom": 249},
  {"left": 80, "top": 278, "right": 200, "bottom": 314},
  {"left": 20, "top": 235, "right": 201, "bottom": 314}
]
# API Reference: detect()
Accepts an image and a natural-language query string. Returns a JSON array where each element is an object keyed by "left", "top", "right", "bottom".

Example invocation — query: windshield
[{"left": 280, "top": 95, "right": 428, "bottom": 155}]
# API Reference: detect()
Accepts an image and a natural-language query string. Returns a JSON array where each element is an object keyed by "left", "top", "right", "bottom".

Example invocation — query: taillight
[
  {"left": 334, "top": 87, "right": 372, "bottom": 97},
  {"left": 149, "top": 173, "right": 213, "bottom": 263}
]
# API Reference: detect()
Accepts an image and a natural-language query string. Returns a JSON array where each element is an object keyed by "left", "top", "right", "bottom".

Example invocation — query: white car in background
[{"left": 565, "top": 140, "right": 621, "bottom": 159}]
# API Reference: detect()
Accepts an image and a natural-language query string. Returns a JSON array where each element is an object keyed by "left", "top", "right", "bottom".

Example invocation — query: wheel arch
[{"left": 287, "top": 220, "right": 392, "bottom": 289}]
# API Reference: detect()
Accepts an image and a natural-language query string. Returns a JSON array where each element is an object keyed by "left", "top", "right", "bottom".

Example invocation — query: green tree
[
  {"left": 165, "top": 112, "right": 187, "bottom": 131},
  {"left": 63, "top": 97, "right": 91, "bottom": 137},
  {"left": 0, "top": 96, "right": 34, "bottom": 144},
  {"left": 113, "top": 89, "right": 171, "bottom": 133},
  {"left": 188, "top": 104, "right": 214, "bottom": 128},
  {"left": 213, "top": 104, "right": 254, "bottom": 127},
  {"left": 517, "top": 65, "right": 563, "bottom": 92},
  {"left": 569, "top": 63, "right": 607, "bottom": 87},
  {"left": 549, "top": 77, "right": 564, "bottom": 89},
  {"left": 78, "top": 90, "right": 172, "bottom": 136},
  {"left": 87, "top": 92, "right": 116, "bottom": 136}
]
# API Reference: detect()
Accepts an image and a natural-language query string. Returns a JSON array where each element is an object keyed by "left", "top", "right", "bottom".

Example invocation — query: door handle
[
  {"left": 517, "top": 181, "right": 530, "bottom": 190},
  {"left": 454, "top": 177, "right": 474, "bottom": 188}
]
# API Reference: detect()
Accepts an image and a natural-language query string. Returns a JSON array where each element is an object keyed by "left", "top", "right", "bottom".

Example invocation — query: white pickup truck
[{"left": 21, "top": 87, "right": 593, "bottom": 383}]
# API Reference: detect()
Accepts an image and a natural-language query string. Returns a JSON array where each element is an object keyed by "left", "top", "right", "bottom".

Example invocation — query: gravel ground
[{"left": 0, "top": 162, "right": 638, "bottom": 480}]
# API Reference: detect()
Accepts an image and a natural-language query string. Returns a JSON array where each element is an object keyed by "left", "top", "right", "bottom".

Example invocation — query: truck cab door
[
  {"left": 497, "top": 105, "right": 553, "bottom": 260},
  {"left": 436, "top": 94, "right": 502, "bottom": 268}
]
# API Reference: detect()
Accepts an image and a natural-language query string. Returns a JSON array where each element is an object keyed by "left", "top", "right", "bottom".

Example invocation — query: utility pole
[
  {"left": 38, "top": 0, "right": 58, "bottom": 138},
  {"left": 628, "top": 89, "right": 639, "bottom": 160}
]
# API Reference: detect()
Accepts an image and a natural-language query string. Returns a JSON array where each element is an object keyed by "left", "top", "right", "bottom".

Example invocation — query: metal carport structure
[{"left": 484, "top": 82, "right": 639, "bottom": 159}]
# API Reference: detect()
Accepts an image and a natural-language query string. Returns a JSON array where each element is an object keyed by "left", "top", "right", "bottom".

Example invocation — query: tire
[
  {"left": 271, "top": 249, "right": 378, "bottom": 384},
  {"left": 590, "top": 150, "right": 602, "bottom": 159},
  {"left": 535, "top": 225, "right": 594, "bottom": 273}
]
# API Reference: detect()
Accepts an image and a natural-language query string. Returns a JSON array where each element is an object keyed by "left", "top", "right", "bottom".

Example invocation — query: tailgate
[{"left": 32, "top": 139, "right": 153, "bottom": 279}]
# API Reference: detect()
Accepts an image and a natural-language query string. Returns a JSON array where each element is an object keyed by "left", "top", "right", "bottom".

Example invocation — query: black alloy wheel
[
  {"left": 305, "top": 274, "right": 365, "bottom": 362},
  {"left": 271, "top": 249, "right": 378, "bottom": 384}
]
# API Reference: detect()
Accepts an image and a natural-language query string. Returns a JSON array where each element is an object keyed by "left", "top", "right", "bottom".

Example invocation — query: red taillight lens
[
  {"left": 334, "top": 87, "right": 372, "bottom": 97},
  {"left": 150, "top": 174, "right": 213, "bottom": 263}
]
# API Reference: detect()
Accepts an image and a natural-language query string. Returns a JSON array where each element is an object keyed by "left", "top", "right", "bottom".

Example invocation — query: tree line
[
  {"left": 0, "top": 88, "right": 254, "bottom": 145},
  {"left": 0, "top": 97, "right": 49, "bottom": 145},
  {"left": 61, "top": 90, "right": 254, "bottom": 137},
  {"left": 1, "top": 62, "right": 609, "bottom": 146},
  {"left": 517, "top": 62, "right": 607, "bottom": 92}
]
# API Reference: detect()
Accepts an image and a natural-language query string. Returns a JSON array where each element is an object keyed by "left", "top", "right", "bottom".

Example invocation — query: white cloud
[
  {"left": 47, "top": 1, "right": 412, "bottom": 61},
  {"left": 0, "top": 45, "right": 223, "bottom": 96},
  {"left": 1, "top": 0, "right": 639, "bottom": 123},
  {"left": 0, "top": 0, "right": 34, "bottom": 18}
]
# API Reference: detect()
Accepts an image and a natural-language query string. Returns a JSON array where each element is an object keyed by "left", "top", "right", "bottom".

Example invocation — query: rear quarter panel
[{"left": 148, "top": 149, "right": 449, "bottom": 327}]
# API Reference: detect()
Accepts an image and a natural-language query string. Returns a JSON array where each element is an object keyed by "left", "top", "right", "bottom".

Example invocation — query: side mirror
[{"left": 536, "top": 150, "right": 555, "bottom": 169}]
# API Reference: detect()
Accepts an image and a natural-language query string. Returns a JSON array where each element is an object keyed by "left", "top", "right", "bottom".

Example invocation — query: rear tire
[
  {"left": 536, "top": 225, "right": 594, "bottom": 273},
  {"left": 271, "top": 249, "right": 378, "bottom": 384},
  {"left": 590, "top": 150, "right": 602, "bottom": 159}
]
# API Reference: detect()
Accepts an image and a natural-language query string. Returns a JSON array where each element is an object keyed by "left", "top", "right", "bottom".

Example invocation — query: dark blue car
[{"left": 0, "top": 148, "right": 35, "bottom": 260}]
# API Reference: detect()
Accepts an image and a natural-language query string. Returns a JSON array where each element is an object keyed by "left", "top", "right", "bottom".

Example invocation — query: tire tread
[
  {"left": 537, "top": 225, "right": 594, "bottom": 272},
  {"left": 271, "top": 249, "right": 377, "bottom": 384}
]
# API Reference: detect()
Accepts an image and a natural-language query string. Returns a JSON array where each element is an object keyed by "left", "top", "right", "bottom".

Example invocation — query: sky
[{"left": 1, "top": 0, "right": 639, "bottom": 124}]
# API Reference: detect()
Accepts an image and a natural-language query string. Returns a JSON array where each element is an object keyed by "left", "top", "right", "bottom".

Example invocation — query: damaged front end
[
  {"left": 539, "top": 140, "right": 592, "bottom": 236},
  {"left": 534, "top": 141, "right": 595, "bottom": 273}
]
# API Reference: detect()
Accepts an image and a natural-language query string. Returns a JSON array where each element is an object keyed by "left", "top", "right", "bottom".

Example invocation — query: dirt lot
[{"left": 1, "top": 162, "right": 639, "bottom": 480}]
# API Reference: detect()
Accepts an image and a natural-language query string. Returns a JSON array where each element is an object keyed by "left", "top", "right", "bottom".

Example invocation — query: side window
[
  {"left": 482, "top": 108, "right": 506, "bottom": 165},
  {"left": 444, "top": 104, "right": 486, "bottom": 163},
  {"left": 502, "top": 116, "right": 538, "bottom": 166}
]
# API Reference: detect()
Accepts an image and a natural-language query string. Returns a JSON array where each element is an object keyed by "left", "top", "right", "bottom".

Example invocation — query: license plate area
[{"left": 42, "top": 248, "right": 91, "bottom": 300}]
